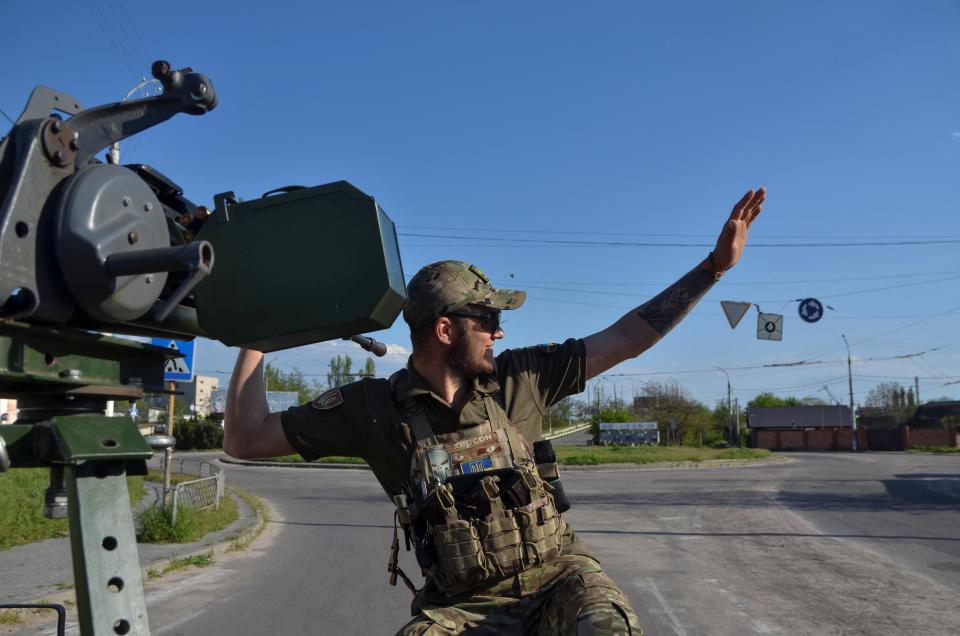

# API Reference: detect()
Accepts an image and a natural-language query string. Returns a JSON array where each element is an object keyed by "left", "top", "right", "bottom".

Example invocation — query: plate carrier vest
[{"left": 386, "top": 389, "right": 566, "bottom": 597}]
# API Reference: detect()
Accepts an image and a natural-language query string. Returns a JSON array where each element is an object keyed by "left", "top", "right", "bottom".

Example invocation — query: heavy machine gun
[{"left": 0, "top": 61, "right": 405, "bottom": 635}]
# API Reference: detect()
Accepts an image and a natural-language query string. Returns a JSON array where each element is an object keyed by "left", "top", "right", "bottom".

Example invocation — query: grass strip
[
  {"left": 260, "top": 447, "right": 771, "bottom": 466},
  {"left": 908, "top": 445, "right": 960, "bottom": 454},
  {"left": 0, "top": 610, "right": 22, "bottom": 626},
  {"left": 146, "top": 551, "right": 215, "bottom": 579},
  {"left": 0, "top": 468, "right": 145, "bottom": 551},
  {"left": 556, "top": 445, "right": 771, "bottom": 465},
  {"left": 144, "top": 468, "right": 196, "bottom": 485},
  {"left": 228, "top": 487, "right": 269, "bottom": 552}
]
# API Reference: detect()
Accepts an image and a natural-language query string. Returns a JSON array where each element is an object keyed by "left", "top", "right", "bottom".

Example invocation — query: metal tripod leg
[{"left": 66, "top": 461, "right": 150, "bottom": 635}]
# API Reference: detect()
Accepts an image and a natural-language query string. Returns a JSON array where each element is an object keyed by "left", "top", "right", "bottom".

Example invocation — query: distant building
[
  {"left": 748, "top": 403, "right": 959, "bottom": 451},
  {"left": 902, "top": 401, "right": 960, "bottom": 448},
  {"left": 180, "top": 375, "right": 220, "bottom": 417},
  {"left": 747, "top": 405, "right": 857, "bottom": 451}
]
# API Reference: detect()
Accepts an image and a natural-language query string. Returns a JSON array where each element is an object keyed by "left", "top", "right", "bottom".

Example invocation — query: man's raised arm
[
  {"left": 223, "top": 349, "right": 295, "bottom": 460},
  {"left": 584, "top": 188, "right": 765, "bottom": 379}
]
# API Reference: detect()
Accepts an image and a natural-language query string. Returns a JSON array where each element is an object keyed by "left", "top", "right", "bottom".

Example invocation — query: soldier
[{"left": 224, "top": 188, "right": 766, "bottom": 634}]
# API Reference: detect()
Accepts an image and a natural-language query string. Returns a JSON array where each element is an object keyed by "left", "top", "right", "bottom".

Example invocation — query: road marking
[
  {"left": 637, "top": 578, "right": 688, "bottom": 636},
  {"left": 145, "top": 567, "right": 230, "bottom": 603}
]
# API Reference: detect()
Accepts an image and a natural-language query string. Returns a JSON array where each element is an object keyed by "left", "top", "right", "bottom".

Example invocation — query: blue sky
[{"left": 4, "top": 1, "right": 959, "bottom": 408}]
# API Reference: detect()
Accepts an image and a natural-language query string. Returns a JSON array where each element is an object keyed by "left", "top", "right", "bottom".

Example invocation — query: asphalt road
[{"left": 42, "top": 451, "right": 960, "bottom": 635}]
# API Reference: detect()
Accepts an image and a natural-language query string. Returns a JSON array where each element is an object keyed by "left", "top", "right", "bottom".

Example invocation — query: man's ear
[{"left": 435, "top": 317, "right": 456, "bottom": 346}]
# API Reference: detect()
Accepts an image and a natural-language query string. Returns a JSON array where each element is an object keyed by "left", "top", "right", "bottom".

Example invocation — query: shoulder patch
[
  {"left": 311, "top": 387, "right": 344, "bottom": 410},
  {"left": 537, "top": 343, "right": 558, "bottom": 353}
]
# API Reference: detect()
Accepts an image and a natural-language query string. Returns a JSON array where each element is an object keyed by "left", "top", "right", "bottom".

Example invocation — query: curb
[
  {"left": 220, "top": 454, "right": 789, "bottom": 472},
  {"left": 219, "top": 456, "right": 371, "bottom": 470},
  {"left": 138, "top": 487, "right": 269, "bottom": 580}
]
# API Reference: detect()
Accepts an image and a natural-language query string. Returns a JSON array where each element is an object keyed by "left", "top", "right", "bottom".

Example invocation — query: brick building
[{"left": 747, "top": 405, "right": 860, "bottom": 451}]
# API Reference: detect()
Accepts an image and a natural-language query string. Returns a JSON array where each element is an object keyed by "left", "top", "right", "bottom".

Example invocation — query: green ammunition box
[{"left": 194, "top": 181, "right": 405, "bottom": 352}]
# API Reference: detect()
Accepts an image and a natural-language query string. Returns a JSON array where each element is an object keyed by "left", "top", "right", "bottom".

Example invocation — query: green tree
[
  {"left": 265, "top": 364, "right": 315, "bottom": 404},
  {"left": 589, "top": 406, "right": 631, "bottom": 443},
  {"left": 362, "top": 356, "right": 376, "bottom": 378},
  {"left": 327, "top": 355, "right": 355, "bottom": 388},
  {"left": 748, "top": 392, "right": 802, "bottom": 408},
  {"left": 681, "top": 405, "right": 717, "bottom": 447},
  {"left": 864, "top": 382, "right": 917, "bottom": 423},
  {"left": 631, "top": 380, "right": 717, "bottom": 446}
]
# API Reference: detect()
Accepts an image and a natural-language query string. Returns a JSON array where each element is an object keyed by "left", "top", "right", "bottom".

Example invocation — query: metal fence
[{"left": 169, "top": 458, "right": 225, "bottom": 524}]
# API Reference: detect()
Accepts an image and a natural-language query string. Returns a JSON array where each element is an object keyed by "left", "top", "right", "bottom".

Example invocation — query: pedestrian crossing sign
[{"left": 151, "top": 338, "right": 197, "bottom": 383}]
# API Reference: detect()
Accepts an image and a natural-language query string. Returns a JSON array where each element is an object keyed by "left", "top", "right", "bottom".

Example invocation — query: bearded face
[{"left": 446, "top": 318, "right": 496, "bottom": 376}]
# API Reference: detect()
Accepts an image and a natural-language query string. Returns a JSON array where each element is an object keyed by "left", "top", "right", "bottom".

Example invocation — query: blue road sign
[
  {"left": 798, "top": 298, "right": 824, "bottom": 323},
  {"left": 151, "top": 338, "right": 197, "bottom": 383}
]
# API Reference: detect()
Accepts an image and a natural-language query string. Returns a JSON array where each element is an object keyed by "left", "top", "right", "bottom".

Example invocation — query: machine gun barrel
[{"left": 345, "top": 335, "right": 388, "bottom": 357}]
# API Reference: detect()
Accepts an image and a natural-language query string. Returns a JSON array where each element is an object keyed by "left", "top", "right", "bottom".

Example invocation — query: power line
[
  {"left": 80, "top": 0, "right": 144, "bottom": 80},
  {"left": 775, "top": 305, "right": 960, "bottom": 366},
  {"left": 511, "top": 273, "right": 960, "bottom": 304},
  {"left": 401, "top": 225, "right": 960, "bottom": 242},
  {"left": 0, "top": 107, "right": 14, "bottom": 125},
  {"left": 103, "top": 0, "right": 153, "bottom": 72},
  {"left": 493, "top": 269, "right": 960, "bottom": 288},
  {"left": 398, "top": 232, "right": 960, "bottom": 249}
]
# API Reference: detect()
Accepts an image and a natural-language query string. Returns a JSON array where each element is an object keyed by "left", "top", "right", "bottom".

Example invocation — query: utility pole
[
  {"left": 842, "top": 335, "right": 858, "bottom": 451},
  {"left": 915, "top": 376, "right": 920, "bottom": 404},
  {"left": 734, "top": 398, "right": 741, "bottom": 445},
  {"left": 162, "top": 380, "right": 176, "bottom": 508},
  {"left": 716, "top": 367, "right": 733, "bottom": 445}
]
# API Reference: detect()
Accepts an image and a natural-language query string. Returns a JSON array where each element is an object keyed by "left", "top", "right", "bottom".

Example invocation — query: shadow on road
[
  {"left": 576, "top": 529, "right": 960, "bottom": 542},
  {"left": 270, "top": 520, "right": 394, "bottom": 529},
  {"left": 572, "top": 479, "right": 960, "bottom": 513}
]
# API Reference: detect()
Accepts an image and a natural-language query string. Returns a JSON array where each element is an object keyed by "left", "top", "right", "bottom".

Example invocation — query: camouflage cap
[{"left": 403, "top": 260, "right": 526, "bottom": 329}]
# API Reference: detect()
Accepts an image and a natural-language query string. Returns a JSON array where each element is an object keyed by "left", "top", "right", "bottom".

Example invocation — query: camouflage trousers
[{"left": 396, "top": 554, "right": 642, "bottom": 635}]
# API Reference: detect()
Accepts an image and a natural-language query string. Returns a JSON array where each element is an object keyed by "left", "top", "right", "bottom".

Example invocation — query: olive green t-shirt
[{"left": 280, "top": 337, "right": 590, "bottom": 554}]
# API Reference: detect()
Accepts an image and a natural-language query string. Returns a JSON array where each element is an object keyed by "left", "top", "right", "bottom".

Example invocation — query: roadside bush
[
  {"left": 138, "top": 502, "right": 197, "bottom": 543},
  {"left": 137, "top": 495, "right": 238, "bottom": 543},
  {"left": 174, "top": 418, "right": 223, "bottom": 450}
]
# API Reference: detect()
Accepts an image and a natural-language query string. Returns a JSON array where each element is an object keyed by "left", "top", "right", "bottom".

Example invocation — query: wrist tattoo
[{"left": 636, "top": 266, "right": 715, "bottom": 336}]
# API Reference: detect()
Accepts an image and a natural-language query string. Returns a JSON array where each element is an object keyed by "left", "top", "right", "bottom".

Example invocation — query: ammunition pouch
[
  {"left": 417, "top": 467, "right": 564, "bottom": 596},
  {"left": 428, "top": 520, "right": 489, "bottom": 591}
]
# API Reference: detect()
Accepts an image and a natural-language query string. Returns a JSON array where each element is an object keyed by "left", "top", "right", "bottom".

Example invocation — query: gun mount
[{"left": 0, "top": 60, "right": 406, "bottom": 635}]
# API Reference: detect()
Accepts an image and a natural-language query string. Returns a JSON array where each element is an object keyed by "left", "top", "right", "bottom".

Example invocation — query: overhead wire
[
  {"left": 401, "top": 225, "right": 960, "bottom": 241},
  {"left": 103, "top": 0, "right": 153, "bottom": 72},
  {"left": 493, "top": 269, "right": 960, "bottom": 288},
  {"left": 398, "top": 232, "right": 960, "bottom": 248},
  {"left": 505, "top": 273, "right": 960, "bottom": 306},
  {"left": 80, "top": 0, "right": 144, "bottom": 81}
]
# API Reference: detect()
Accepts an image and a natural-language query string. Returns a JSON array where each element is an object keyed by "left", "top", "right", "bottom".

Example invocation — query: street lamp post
[
  {"left": 715, "top": 366, "right": 733, "bottom": 445},
  {"left": 841, "top": 335, "right": 858, "bottom": 451}
]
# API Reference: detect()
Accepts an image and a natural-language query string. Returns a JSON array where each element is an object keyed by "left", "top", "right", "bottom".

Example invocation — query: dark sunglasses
[{"left": 446, "top": 309, "right": 502, "bottom": 334}]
